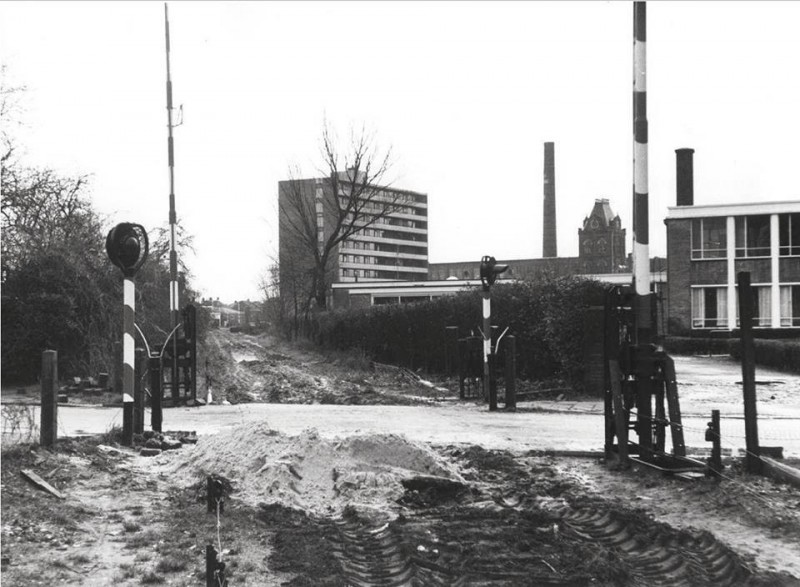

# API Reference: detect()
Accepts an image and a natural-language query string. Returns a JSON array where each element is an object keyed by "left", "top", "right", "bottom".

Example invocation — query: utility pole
[{"left": 165, "top": 3, "right": 180, "bottom": 401}]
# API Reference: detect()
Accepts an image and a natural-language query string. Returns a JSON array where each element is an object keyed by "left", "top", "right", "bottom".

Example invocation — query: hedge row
[
  {"left": 664, "top": 336, "right": 800, "bottom": 374},
  {"left": 311, "top": 277, "right": 607, "bottom": 390}
]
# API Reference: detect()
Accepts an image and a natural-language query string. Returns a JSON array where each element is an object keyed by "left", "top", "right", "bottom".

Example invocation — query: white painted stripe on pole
[
  {"left": 124, "top": 333, "right": 135, "bottom": 366},
  {"left": 634, "top": 42, "right": 646, "bottom": 91},
  {"left": 633, "top": 242, "right": 650, "bottom": 295},
  {"left": 124, "top": 279, "right": 135, "bottom": 310},
  {"left": 482, "top": 297, "right": 490, "bottom": 319},
  {"left": 634, "top": 141, "right": 648, "bottom": 194},
  {"left": 123, "top": 393, "right": 134, "bottom": 403},
  {"left": 484, "top": 339, "right": 491, "bottom": 362},
  {"left": 170, "top": 281, "right": 178, "bottom": 311}
]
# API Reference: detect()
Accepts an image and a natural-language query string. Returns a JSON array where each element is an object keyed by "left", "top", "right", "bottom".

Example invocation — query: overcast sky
[{"left": 2, "top": 1, "right": 799, "bottom": 302}]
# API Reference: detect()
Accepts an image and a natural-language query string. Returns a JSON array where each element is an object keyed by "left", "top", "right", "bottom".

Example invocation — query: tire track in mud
[
  {"left": 558, "top": 505, "right": 749, "bottom": 587},
  {"left": 329, "top": 517, "right": 466, "bottom": 587},
  {"left": 327, "top": 502, "right": 754, "bottom": 587}
]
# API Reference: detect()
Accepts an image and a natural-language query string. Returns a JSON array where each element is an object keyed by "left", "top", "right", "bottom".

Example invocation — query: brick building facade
[{"left": 664, "top": 201, "right": 800, "bottom": 335}]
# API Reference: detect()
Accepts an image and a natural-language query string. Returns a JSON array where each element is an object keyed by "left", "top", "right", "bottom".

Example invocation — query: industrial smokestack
[
  {"left": 543, "top": 142, "right": 557, "bottom": 258},
  {"left": 675, "top": 148, "right": 694, "bottom": 206}
]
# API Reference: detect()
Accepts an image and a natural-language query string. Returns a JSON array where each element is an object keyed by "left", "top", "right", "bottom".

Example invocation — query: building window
[
  {"left": 735, "top": 215, "right": 771, "bottom": 258},
  {"left": 779, "top": 213, "right": 800, "bottom": 256},
  {"left": 692, "top": 287, "right": 728, "bottom": 328},
  {"left": 735, "top": 285, "right": 772, "bottom": 327},
  {"left": 780, "top": 285, "right": 800, "bottom": 326},
  {"left": 691, "top": 218, "right": 727, "bottom": 259}
]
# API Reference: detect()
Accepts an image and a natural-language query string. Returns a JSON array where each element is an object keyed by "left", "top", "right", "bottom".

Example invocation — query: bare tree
[{"left": 279, "top": 122, "right": 400, "bottom": 313}]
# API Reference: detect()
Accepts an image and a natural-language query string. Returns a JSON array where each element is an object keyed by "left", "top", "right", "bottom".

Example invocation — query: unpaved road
[
  {"left": 3, "top": 330, "right": 800, "bottom": 585},
  {"left": 21, "top": 401, "right": 800, "bottom": 458}
]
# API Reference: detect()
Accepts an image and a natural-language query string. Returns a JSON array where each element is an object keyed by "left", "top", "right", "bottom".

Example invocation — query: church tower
[{"left": 578, "top": 199, "right": 627, "bottom": 273}]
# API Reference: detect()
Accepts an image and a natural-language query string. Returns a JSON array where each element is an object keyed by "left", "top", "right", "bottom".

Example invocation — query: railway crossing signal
[
  {"left": 480, "top": 256, "right": 508, "bottom": 291},
  {"left": 106, "top": 222, "right": 149, "bottom": 446}
]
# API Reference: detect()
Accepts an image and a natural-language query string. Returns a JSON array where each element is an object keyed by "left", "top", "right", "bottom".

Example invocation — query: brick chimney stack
[
  {"left": 675, "top": 148, "right": 694, "bottom": 206},
  {"left": 543, "top": 142, "right": 557, "bottom": 258}
]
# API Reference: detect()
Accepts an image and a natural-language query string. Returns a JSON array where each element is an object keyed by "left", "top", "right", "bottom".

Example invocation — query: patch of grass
[
  {"left": 68, "top": 553, "right": 92, "bottom": 565},
  {"left": 100, "top": 425, "right": 124, "bottom": 445},
  {"left": 114, "top": 563, "right": 136, "bottom": 580},
  {"left": 124, "top": 520, "right": 143, "bottom": 533},
  {"left": 155, "top": 554, "right": 187, "bottom": 574},
  {"left": 139, "top": 569, "right": 166, "bottom": 584},
  {"left": 125, "top": 529, "right": 159, "bottom": 549}
]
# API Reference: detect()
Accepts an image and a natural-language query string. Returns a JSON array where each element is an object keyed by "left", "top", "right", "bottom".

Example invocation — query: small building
[{"left": 330, "top": 272, "right": 665, "bottom": 310}]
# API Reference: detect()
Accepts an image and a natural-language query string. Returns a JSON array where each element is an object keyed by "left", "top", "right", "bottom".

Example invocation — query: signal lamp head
[
  {"left": 106, "top": 223, "right": 149, "bottom": 277},
  {"left": 479, "top": 255, "right": 508, "bottom": 291}
]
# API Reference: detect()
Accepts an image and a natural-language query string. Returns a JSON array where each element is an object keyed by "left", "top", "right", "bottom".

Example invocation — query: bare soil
[{"left": 2, "top": 329, "right": 800, "bottom": 585}]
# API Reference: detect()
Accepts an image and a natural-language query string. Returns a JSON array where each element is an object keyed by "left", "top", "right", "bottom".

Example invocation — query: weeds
[
  {"left": 68, "top": 553, "right": 92, "bottom": 565},
  {"left": 114, "top": 563, "right": 136, "bottom": 580},
  {"left": 1, "top": 404, "right": 38, "bottom": 444},
  {"left": 124, "top": 520, "right": 143, "bottom": 533},
  {"left": 139, "top": 569, "right": 166, "bottom": 584},
  {"left": 155, "top": 555, "right": 187, "bottom": 574}
]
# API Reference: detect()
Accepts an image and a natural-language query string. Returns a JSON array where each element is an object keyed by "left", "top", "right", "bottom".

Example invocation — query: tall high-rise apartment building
[{"left": 278, "top": 172, "right": 428, "bottom": 307}]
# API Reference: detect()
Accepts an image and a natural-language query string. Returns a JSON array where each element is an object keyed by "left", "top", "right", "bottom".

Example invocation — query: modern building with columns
[{"left": 664, "top": 200, "right": 800, "bottom": 335}]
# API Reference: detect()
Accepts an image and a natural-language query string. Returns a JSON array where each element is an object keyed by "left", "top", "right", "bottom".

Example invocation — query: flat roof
[
  {"left": 331, "top": 272, "right": 664, "bottom": 296},
  {"left": 666, "top": 200, "right": 800, "bottom": 219}
]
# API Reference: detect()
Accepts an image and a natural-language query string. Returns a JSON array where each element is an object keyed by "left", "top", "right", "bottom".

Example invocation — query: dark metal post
[
  {"left": 134, "top": 347, "right": 145, "bottom": 435},
  {"left": 207, "top": 476, "right": 225, "bottom": 514},
  {"left": 150, "top": 353, "right": 163, "bottom": 433},
  {"left": 205, "top": 544, "right": 226, "bottom": 587},
  {"left": 458, "top": 338, "right": 466, "bottom": 399},
  {"left": 481, "top": 290, "right": 493, "bottom": 408},
  {"left": 488, "top": 352, "right": 498, "bottom": 411},
  {"left": 113, "top": 341, "right": 123, "bottom": 403},
  {"left": 706, "top": 409, "right": 722, "bottom": 478},
  {"left": 505, "top": 335, "right": 516, "bottom": 411},
  {"left": 737, "top": 271, "right": 762, "bottom": 474},
  {"left": 40, "top": 350, "right": 58, "bottom": 447}
]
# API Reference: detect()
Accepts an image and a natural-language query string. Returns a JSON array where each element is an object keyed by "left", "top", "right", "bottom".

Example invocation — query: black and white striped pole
[
  {"left": 165, "top": 3, "right": 182, "bottom": 402},
  {"left": 633, "top": 1, "right": 651, "bottom": 345},
  {"left": 479, "top": 256, "right": 508, "bottom": 411},
  {"left": 632, "top": 2, "right": 655, "bottom": 460},
  {"left": 106, "top": 223, "right": 149, "bottom": 446}
]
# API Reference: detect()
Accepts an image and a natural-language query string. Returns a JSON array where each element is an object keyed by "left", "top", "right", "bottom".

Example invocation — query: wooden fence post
[
  {"left": 737, "top": 271, "right": 762, "bottom": 474},
  {"left": 40, "top": 350, "right": 58, "bottom": 447}
]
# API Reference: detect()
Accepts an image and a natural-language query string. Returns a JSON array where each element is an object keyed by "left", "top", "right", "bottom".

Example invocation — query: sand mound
[{"left": 166, "top": 422, "right": 464, "bottom": 516}]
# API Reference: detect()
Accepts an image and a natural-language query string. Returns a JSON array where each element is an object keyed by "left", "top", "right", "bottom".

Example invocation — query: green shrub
[
  {"left": 312, "top": 276, "right": 607, "bottom": 389},
  {"left": 666, "top": 336, "right": 800, "bottom": 374},
  {"left": 730, "top": 338, "right": 800, "bottom": 374}
]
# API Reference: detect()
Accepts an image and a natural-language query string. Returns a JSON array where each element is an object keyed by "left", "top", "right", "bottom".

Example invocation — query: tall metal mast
[
  {"left": 165, "top": 3, "right": 180, "bottom": 399},
  {"left": 632, "top": 1, "right": 651, "bottom": 345}
]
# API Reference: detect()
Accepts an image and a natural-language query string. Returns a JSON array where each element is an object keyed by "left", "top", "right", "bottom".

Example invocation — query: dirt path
[{"left": 3, "top": 330, "right": 800, "bottom": 585}]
